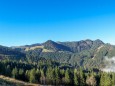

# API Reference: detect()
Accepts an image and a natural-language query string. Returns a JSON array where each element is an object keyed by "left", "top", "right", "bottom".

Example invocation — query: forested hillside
[
  {"left": 0, "top": 39, "right": 115, "bottom": 85},
  {"left": 0, "top": 59, "right": 114, "bottom": 86},
  {"left": 10, "top": 39, "right": 115, "bottom": 68}
]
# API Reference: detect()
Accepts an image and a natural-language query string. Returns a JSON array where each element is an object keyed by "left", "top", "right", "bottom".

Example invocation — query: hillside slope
[
  {"left": 0, "top": 39, "right": 115, "bottom": 68},
  {"left": 10, "top": 39, "right": 114, "bottom": 68}
]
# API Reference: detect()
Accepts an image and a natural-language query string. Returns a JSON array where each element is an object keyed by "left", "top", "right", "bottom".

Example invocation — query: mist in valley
[{"left": 102, "top": 56, "right": 115, "bottom": 72}]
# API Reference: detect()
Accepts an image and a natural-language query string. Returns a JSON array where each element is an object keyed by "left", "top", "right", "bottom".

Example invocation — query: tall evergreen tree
[
  {"left": 12, "top": 67, "right": 18, "bottom": 79},
  {"left": 29, "top": 68, "right": 36, "bottom": 83},
  {"left": 112, "top": 73, "right": 115, "bottom": 86},
  {"left": 35, "top": 69, "right": 40, "bottom": 83},
  {"left": 54, "top": 67, "right": 60, "bottom": 85},
  {"left": 64, "top": 69, "right": 71, "bottom": 85},
  {"left": 100, "top": 73, "right": 105, "bottom": 86},
  {"left": 40, "top": 69, "right": 46, "bottom": 85},
  {"left": 100, "top": 73, "right": 112, "bottom": 86},
  {"left": 105, "top": 74, "right": 112, "bottom": 86},
  {"left": 18, "top": 69, "right": 24, "bottom": 80},
  {"left": 5, "top": 65, "right": 11, "bottom": 77},
  {"left": 46, "top": 67, "right": 55, "bottom": 84},
  {"left": 79, "top": 68, "right": 85, "bottom": 86},
  {"left": 74, "top": 69, "right": 79, "bottom": 86}
]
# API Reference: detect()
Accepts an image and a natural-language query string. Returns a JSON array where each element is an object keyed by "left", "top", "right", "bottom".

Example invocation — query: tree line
[{"left": 0, "top": 60, "right": 114, "bottom": 86}]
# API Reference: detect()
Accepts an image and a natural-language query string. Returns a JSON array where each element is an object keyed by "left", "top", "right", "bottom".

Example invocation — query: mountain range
[{"left": 0, "top": 39, "right": 115, "bottom": 68}]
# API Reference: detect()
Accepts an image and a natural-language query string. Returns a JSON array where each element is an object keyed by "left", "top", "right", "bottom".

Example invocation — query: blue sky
[{"left": 0, "top": 0, "right": 115, "bottom": 46}]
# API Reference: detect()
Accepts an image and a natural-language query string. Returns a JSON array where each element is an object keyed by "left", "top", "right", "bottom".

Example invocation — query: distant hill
[{"left": 0, "top": 45, "right": 25, "bottom": 60}]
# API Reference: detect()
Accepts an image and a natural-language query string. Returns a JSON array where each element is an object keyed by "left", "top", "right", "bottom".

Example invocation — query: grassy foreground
[{"left": 0, "top": 75, "right": 39, "bottom": 86}]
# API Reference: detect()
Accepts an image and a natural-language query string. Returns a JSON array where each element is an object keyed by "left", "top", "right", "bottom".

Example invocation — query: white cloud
[{"left": 102, "top": 56, "right": 115, "bottom": 72}]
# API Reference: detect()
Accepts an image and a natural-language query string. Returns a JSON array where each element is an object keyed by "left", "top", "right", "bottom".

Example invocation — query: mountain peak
[
  {"left": 94, "top": 39, "right": 104, "bottom": 44},
  {"left": 43, "top": 40, "right": 59, "bottom": 51},
  {"left": 43, "top": 40, "right": 70, "bottom": 51},
  {"left": 45, "top": 40, "right": 55, "bottom": 44}
]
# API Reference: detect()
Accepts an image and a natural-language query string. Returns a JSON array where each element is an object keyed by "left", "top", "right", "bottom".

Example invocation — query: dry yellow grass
[
  {"left": 0, "top": 75, "right": 39, "bottom": 86},
  {"left": 25, "top": 45, "right": 54, "bottom": 53},
  {"left": 42, "top": 49, "right": 54, "bottom": 52},
  {"left": 25, "top": 46, "right": 44, "bottom": 51}
]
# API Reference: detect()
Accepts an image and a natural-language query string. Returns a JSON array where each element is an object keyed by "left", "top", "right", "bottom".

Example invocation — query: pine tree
[
  {"left": 64, "top": 69, "right": 71, "bottom": 85},
  {"left": 29, "top": 68, "right": 36, "bottom": 83},
  {"left": 36, "top": 69, "right": 40, "bottom": 83},
  {"left": 19, "top": 69, "right": 24, "bottom": 80},
  {"left": 100, "top": 73, "right": 112, "bottom": 86},
  {"left": 74, "top": 69, "right": 79, "bottom": 86},
  {"left": 104, "top": 74, "right": 112, "bottom": 86},
  {"left": 40, "top": 69, "right": 46, "bottom": 85},
  {"left": 25, "top": 70, "right": 29, "bottom": 82},
  {"left": 100, "top": 73, "right": 105, "bottom": 86},
  {"left": 19, "top": 69, "right": 24, "bottom": 76},
  {"left": 54, "top": 67, "right": 60, "bottom": 85},
  {"left": 112, "top": 73, "right": 115, "bottom": 86},
  {"left": 46, "top": 67, "right": 55, "bottom": 84},
  {"left": 12, "top": 67, "right": 18, "bottom": 79},
  {"left": 79, "top": 68, "right": 85, "bottom": 86},
  {"left": 5, "top": 65, "right": 11, "bottom": 77}
]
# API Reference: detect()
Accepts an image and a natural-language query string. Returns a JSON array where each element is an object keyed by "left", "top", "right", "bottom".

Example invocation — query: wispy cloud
[{"left": 102, "top": 56, "right": 115, "bottom": 72}]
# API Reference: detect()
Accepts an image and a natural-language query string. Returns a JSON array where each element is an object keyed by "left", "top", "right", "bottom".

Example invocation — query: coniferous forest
[
  {"left": 0, "top": 39, "right": 114, "bottom": 85},
  {"left": 0, "top": 59, "right": 115, "bottom": 86}
]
